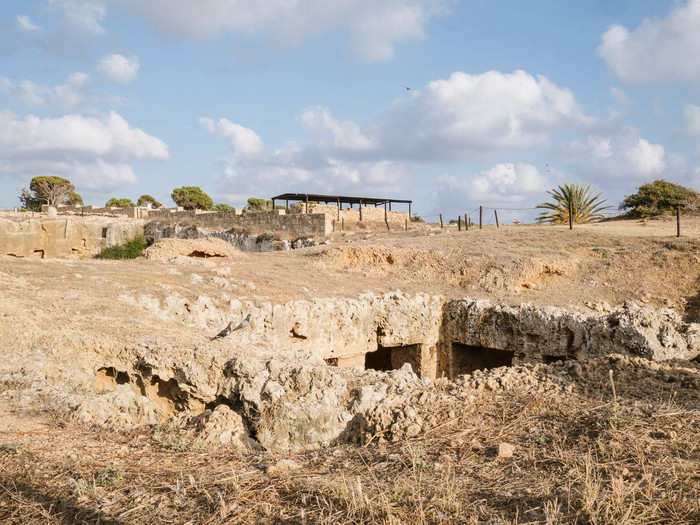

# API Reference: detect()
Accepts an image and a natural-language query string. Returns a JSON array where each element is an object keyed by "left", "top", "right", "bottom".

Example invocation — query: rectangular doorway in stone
[
  {"left": 365, "top": 344, "right": 422, "bottom": 376},
  {"left": 451, "top": 342, "right": 514, "bottom": 377}
]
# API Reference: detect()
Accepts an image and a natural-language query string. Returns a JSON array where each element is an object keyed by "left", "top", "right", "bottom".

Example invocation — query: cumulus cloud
[
  {"left": 599, "top": 0, "right": 700, "bottom": 84},
  {"left": 566, "top": 129, "right": 666, "bottom": 180},
  {"left": 50, "top": 0, "right": 106, "bottom": 35},
  {"left": 98, "top": 54, "right": 140, "bottom": 84},
  {"left": 0, "top": 111, "right": 168, "bottom": 191},
  {"left": 437, "top": 163, "right": 549, "bottom": 204},
  {"left": 298, "top": 106, "right": 375, "bottom": 151},
  {"left": 376, "top": 70, "right": 591, "bottom": 161},
  {"left": 0, "top": 72, "right": 92, "bottom": 110},
  {"left": 201, "top": 115, "right": 406, "bottom": 206},
  {"left": 200, "top": 117, "right": 264, "bottom": 158},
  {"left": 17, "top": 15, "right": 40, "bottom": 31},
  {"left": 107, "top": 0, "right": 446, "bottom": 61}
]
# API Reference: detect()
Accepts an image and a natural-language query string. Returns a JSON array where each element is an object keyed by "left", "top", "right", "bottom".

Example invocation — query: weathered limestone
[
  {"left": 442, "top": 299, "right": 699, "bottom": 377},
  {"left": 0, "top": 216, "right": 144, "bottom": 258},
  {"left": 62, "top": 292, "right": 700, "bottom": 451}
]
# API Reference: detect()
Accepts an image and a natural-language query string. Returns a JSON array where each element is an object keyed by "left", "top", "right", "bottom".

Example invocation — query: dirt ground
[{"left": 1, "top": 218, "right": 699, "bottom": 524}]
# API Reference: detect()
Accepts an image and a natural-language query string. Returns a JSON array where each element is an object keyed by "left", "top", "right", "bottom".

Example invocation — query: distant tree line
[{"left": 17, "top": 176, "right": 699, "bottom": 221}]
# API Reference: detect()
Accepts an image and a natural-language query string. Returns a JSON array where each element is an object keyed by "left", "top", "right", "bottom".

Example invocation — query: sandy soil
[{"left": 1, "top": 218, "right": 699, "bottom": 524}]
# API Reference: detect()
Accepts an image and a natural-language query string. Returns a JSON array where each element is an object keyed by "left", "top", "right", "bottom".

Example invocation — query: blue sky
[{"left": 1, "top": 0, "right": 699, "bottom": 220}]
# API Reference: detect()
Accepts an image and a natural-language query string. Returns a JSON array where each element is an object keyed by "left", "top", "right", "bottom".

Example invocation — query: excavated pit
[{"left": 80, "top": 292, "right": 699, "bottom": 451}]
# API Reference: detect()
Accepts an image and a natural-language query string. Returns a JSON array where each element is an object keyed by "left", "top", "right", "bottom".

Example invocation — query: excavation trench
[{"left": 85, "top": 294, "right": 699, "bottom": 450}]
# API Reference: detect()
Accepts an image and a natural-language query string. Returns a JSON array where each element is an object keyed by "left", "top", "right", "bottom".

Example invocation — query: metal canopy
[{"left": 271, "top": 193, "right": 411, "bottom": 206}]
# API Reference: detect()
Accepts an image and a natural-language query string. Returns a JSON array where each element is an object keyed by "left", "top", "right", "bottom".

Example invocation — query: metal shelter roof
[{"left": 271, "top": 193, "right": 411, "bottom": 206}]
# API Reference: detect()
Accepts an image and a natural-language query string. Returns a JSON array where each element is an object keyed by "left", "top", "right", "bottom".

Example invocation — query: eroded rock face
[
  {"left": 443, "top": 299, "right": 699, "bottom": 376},
  {"left": 75, "top": 384, "right": 160, "bottom": 427},
  {"left": 64, "top": 293, "right": 699, "bottom": 452}
]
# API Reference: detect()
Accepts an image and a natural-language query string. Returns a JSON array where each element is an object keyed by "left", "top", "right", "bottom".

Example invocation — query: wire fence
[{"left": 412, "top": 205, "right": 690, "bottom": 237}]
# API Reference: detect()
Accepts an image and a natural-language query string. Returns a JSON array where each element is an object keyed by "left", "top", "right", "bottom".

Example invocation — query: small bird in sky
[
  {"left": 211, "top": 314, "right": 251, "bottom": 340},
  {"left": 404, "top": 86, "right": 411, "bottom": 91}
]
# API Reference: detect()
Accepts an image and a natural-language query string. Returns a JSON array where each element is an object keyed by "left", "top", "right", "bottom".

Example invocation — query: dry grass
[{"left": 1, "top": 388, "right": 698, "bottom": 524}]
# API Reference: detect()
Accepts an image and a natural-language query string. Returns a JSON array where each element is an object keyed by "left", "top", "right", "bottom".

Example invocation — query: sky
[{"left": 1, "top": 0, "right": 700, "bottom": 221}]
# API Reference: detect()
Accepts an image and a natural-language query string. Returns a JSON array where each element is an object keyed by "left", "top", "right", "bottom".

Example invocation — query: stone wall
[
  {"left": 0, "top": 216, "right": 144, "bottom": 258},
  {"left": 145, "top": 210, "right": 329, "bottom": 239},
  {"left": 289, "top": 203, "right": 409, "bottom": 231}
]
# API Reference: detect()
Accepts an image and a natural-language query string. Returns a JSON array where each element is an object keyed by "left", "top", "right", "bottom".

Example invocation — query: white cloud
[
  {"left": 566, "top": 130, "right": 666, "bottom": 180},
  {"left": 98, "top": 54, "right": 140, "bottom": 84},
  {"left": 17, "top": 15, "right": 40, "bottom": 31},
  {"left": 0, "top": 72, "right": 91, "bottom": 110},
  {"left": 438, "top": 163, "right": 549, "bottom": 203},
  {"left": 299, "top": 106, "right": 375, "bottom": 151},
  {"left": 200, "top": 117, "right": 263, "bottom": 158},
  {"left": 683, "top": 104, "right": 700, "bottom": 136},
  {"left": 107, "top": 0, "right": 446, "bottom": 61},
  {"left": 376, "top": 70, "right": 591, "bottom": 161},
  {"left": 50, "top": 0, "right": 106, "bottom": 35},
  {"left": 0, "top": 111, "right": 168, "bottom": 191},
  {"left": 599, "top": 0, "right": 700, "bottom": 84}
]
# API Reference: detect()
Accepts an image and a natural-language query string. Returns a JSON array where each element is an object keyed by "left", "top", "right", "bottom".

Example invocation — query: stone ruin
[{"left": 69, "top": 292, "right": 699, "bottom": 452}]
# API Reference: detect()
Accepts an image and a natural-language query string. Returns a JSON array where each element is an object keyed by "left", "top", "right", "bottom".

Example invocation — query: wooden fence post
[
  {"left": 359, "top": 201, "right": 363, "bottom": 221},
  {"left": 405, "top": 218, "right": 408, "bottom": 231},
  {"left": 458, "top": 215, "right": 462, "bottom": 231},
  {"left": 305, "top": 194, "right": 309, "bottom": 214},
  {"left": 479, "top": 206, "right": 483, "bottom": 229},
  {"left": 494, "top": 210, "right": 499, "bottom": 228},
  {"left": 384, "top": 203, "right": 390, "bottom": 230},
  {"left": 439, "top": 214, "right": 443, "bottom": 229},
  {"left": 568, "top": 201, "right": 573, "bottom": 230},
  {"left": 677, "top": 206, "right": 680, "bottom": 237},
  {"left": 465, "top": 213, "right": 468, "bottom": 231},
  {"left": 341, "top": 218, "right": 344, "bottom": 231}
]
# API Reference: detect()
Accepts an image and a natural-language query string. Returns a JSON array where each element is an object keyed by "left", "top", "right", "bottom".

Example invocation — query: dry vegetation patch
[{"left": 1, "top": 357, "right": 698, "bottom": 524}]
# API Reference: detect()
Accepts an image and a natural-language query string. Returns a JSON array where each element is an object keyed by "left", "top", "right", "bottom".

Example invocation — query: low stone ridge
[
  {"left": 143, "top": 237, "right": 248, "bottom": 261},
  {"left": 144, "top": 221, "right": 321, "bottom": 252}
]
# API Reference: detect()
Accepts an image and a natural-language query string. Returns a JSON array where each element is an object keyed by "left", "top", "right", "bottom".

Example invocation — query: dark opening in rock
[
  {"left": 451, "top": 343, "right": 514, "bottom": 375},
  {"left": 187, "top": 251, "right": 224, "bottom": 258},
  {"left": 365, "top": 344, "right": 422, "bottom": 376},
  {"left": 543, "top": 355, "right": 566, "bottom": 364}
]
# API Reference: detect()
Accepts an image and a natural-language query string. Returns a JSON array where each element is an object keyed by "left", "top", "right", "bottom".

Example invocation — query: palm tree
[{"left": 536, "top": 183, "right": 610, "bottom": 224}]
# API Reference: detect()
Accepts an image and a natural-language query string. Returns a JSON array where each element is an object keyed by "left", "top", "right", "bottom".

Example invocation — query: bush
[
  {"left": 95, "top": 237, "right": 148, "bottom": 259},
  {"left": 619, "top": 180, "right": 699, "bottom": 217},
  {"left": 213, "top": 203, "right": 236, "bottom": 212},
  {"left": 410, "top": 215, "right": 425, "bottom": 222},
  {"left": 171, "top": 186, "right": 213, "bottom": 210},
  {"left": 106, "top": 197, "right": 136, "bottom": 208},
  {"left": 137, "top": 194, "right": 162, "bottom": 208},
  {"left": 246, "top": 198, "right": 271, "bottom": 211}
]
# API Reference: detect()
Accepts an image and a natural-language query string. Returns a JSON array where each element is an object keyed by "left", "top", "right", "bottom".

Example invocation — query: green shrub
[
  {"left": 619, "top": 180, "right": 699, "bottom": 217},
  {"left": 171, "top": 186, "right": 213, "bottom": 210},
  {"left": 96, "top": 237, "right": 148, "bottom": 259},
  {"left": 410, "top": 215, "right": 425, "bottom": 222},
  {"left": 213, "top": 203, "right": 236, "bottom": 212},
  {"left": 137, "top": 194, "right": 162, "bottom": 208},
  {"left": 246, "top": 197, "right": 270, "bottom": 211},
  {"left": 106, "top": 197, "right": 135, "bottom": 208}
]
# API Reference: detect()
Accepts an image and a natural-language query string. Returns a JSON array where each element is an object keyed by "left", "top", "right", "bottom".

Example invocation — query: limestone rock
[
  {"left": 74, "top": 384, "right": 159, "bottom": 427},
  {"left": 191, "top": 405, "right": 260, "bottom": 450}
]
